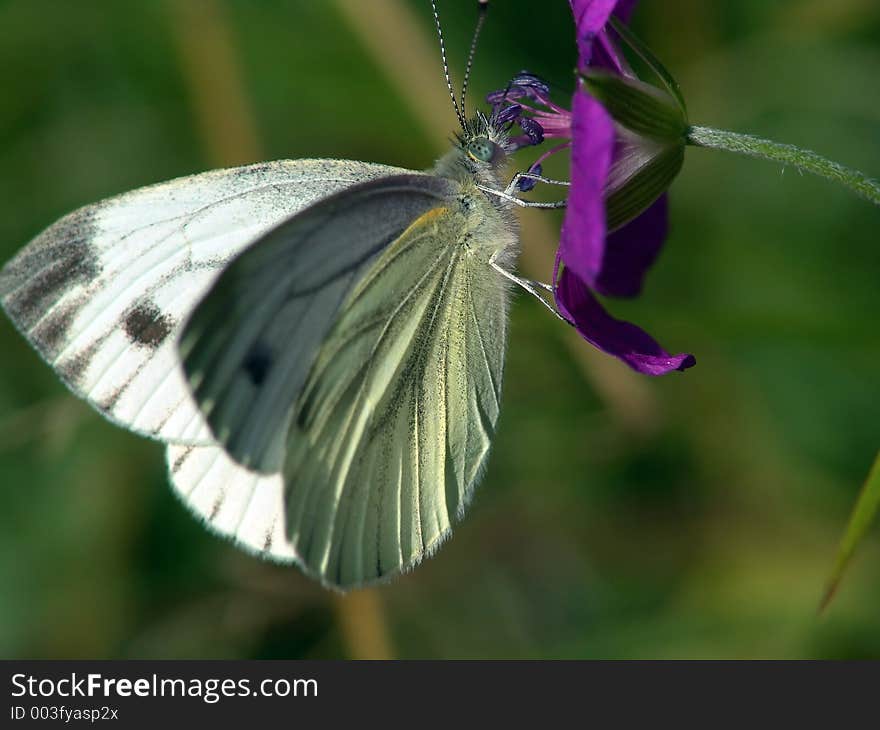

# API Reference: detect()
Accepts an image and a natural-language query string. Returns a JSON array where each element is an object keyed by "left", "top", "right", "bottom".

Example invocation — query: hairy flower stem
[{"left": 686, "top": 125, "right": 880, "bottom": 206}]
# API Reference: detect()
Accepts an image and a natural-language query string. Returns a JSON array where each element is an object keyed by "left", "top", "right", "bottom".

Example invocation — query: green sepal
[
  {"left": 609, "top": 16, "right": 687, "bottom": 116},
  {"left": 582, "top": 71, "right": 687, "bottom": 143},
  {"left": 605, "top": 143, "right": 684, "bottom": 232}
]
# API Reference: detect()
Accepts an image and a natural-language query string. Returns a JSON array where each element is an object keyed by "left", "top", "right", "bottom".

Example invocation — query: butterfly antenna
[
  {"left": 460, "top": 0, "right": 489, "bottom": 120},
  {"left": 431, "top": 0, "right": 466, "bottom": 129}
]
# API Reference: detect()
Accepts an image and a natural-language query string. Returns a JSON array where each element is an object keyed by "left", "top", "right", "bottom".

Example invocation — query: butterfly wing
[
  {"left": 177, "top": 177, "right": 510, "bottom": 588},
  {"left": 179, "top": 174, "right": 460, "bottom": 474},
  {"left": 285, "top": 203, "right": 509, "bottom": 588},
  {"left": 0, "top": 159, "right": 408, "bottom": 444},
  {"left": 166, "top": 443, "right": 295, "bottom": 561}
]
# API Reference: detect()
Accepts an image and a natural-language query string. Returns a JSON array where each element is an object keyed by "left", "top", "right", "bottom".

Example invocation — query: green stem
[{"left": 686, "top": 125, "right": 880, "bottom": 206}]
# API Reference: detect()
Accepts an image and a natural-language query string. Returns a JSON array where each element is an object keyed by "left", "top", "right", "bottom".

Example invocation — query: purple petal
[
  {"left": 570, "top": 1, "right": 638, "bottom": 73},
  {"left": 555, "top": 265, "right": 695, "bottom": 376},
  {"left": 613, "top": 0, "right": 639, "bottom": 22},
  {"left": 558, "top": 90, "right": 615, "bottom": 288},
  {"left": 569, "top": 0, "right": 621, "bottom": 37},
  {"left": 592, "top": 29, "right": 629, "bottom": 75},
  {"left": 595, "top": 195, "right": 669, "bottom": 298},
  {"left": 569, "top": 0, "right": 637, "bottom": 68}
]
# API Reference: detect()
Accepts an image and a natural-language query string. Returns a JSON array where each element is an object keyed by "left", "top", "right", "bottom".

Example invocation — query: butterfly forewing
[{"left": 0, "top": 159, "right": 408, "bottom": 444}]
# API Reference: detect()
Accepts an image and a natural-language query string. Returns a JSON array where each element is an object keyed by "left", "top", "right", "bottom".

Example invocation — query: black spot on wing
[
  {"left": 209, "top": 491, "right": 225, "bottom": 521},
  {"left": 3, "top": 208, "right": 102, "bottom": 330},
  {"left": 124, "top": 300, "right": 174, "bottom": 348},
  {"left": 171, "top": 446, "right": 194, "bottom": 474},
  {"left": 243, "top": 342, "right": 273, "bottom": 386}
]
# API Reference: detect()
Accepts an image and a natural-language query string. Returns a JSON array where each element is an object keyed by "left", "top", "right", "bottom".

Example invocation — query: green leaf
[
  {"left": 581, "top": 71, "right": 687, "bottom": 142},
  {"left": 609, "top": 16, "right": 688, "bottom": 116},
  {"left": 605, "top": 143, "right": 684, "bottom": 231},
  {"left": 820, "top": 451, "right": 880, "bottom": 613}
]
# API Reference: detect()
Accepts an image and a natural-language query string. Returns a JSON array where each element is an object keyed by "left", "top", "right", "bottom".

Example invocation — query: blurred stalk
[
  {"left": 332, "top": 590, "right": 394, "bottom": 659},
  {"left": 165, "top": 0, "right": 261, "bottom": 166},
  {"left": 332, "top": 0, "right": 662, "bottom": 437},
  {"left": 164, "top": 0, "right": 393, "bottom": 660}
]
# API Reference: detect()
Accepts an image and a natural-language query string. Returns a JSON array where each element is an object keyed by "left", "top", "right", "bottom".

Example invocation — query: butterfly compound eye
[{"left": 466, "top": 138, "right": 498, "bottom": 163}]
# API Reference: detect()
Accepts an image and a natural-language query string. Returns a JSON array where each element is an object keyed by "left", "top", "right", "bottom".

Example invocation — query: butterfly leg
[
  {"left": 489, "top": 255, "right": 567, "bottom": 324},
  {"left": 477, "top": 184, "right": 568, "bottom": 209},
  {"left": 504, "top": 172, "right": 571, "bottom": 197}
]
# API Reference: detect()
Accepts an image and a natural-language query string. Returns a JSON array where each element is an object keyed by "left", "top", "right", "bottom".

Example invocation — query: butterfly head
[
  {"left": 457, "top": 111, "right": 510, "bottom": 169},
  {"left": 465, "top": 137, "right": 499, "bottom": 164}
]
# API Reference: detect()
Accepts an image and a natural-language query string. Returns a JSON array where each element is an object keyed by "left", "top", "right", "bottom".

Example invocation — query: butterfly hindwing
[
  {"left": 166, "top": 443, "right": 294, "bottom": 561},
  {"left": 0, "top": 159, "right": 408, "bottom": 444}
]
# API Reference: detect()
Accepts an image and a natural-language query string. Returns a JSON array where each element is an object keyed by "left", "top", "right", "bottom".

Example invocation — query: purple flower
[{"left": 488, "top": 0, "right": 694, "bottom": 376}]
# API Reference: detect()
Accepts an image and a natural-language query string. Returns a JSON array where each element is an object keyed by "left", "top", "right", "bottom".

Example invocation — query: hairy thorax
[{"left": 430, "top": 147, "right": 520, "bottom": 271}]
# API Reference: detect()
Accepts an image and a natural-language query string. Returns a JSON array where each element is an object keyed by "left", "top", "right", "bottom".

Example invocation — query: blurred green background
[{"left": 0, "top": 0, "right": 878, "bottom": 659}]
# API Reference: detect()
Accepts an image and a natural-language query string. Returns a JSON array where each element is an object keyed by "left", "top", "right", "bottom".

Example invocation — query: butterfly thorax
[{"left": 428, "top": 118, "right": 519, "bottom": 269}]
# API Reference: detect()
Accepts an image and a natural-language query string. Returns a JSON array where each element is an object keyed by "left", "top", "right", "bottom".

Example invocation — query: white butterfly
[
  {"left": 0, "top": 0, "right": 574, "bottom": 589},
  {"left": 0, "top": 112, "right": 567, "bottom": 588}
]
